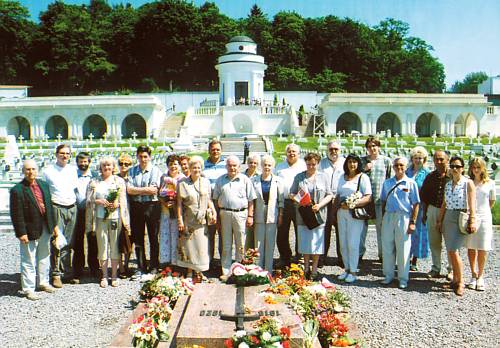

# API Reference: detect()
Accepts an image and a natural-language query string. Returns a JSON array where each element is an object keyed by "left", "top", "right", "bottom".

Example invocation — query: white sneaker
[
  {"left": 337, "top": 272, "right": 349, "bottom": 281},
  {"left": 476, "top": 277, "right": 485, "bottom": 291},
  {"left": 466, "top": 277, "right": 477, "bottom": 289},
  {"left": 344, "top": 274, "right": 357, "bottom": 283}
]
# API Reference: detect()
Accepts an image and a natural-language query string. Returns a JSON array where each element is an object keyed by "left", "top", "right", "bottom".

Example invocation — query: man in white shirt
[
  {"left": 213, "top": 156, "right": 256, "bottom": 279},
  {"left": 275, "top": 143, "right": 306, "bottom": 268},
  {"left": 318, "top": 141, "right": 345, "bottom": 267},
  {"left": 42, "top": 144, "right": 78, "bottom": 288},
  {"left": 204, "top": 139, "right": 226, "bottom": 269}
]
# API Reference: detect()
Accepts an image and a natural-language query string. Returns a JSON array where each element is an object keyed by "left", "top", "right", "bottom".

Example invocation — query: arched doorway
[
  {"left": 83, "top": 114, "right": 107, "bottom": 139},
  {"left": 232, "top": 113, "right": 253, "bottom": 133},
  {"left": 336, "top": 112, "right": 362, "bottom": 134},
  {"left": 415, "top": 112, "right": 440, "bottom": 137},
  {"left": 454, "top": 113, "right": 478, "bottom": 136},
  {"left": 7, "top": 116, "right": 31, "bottom": 140},
  {"left": 376, "top": 112, "right": 401, "bottom": 135},
  {"left": 45, "top": 115, "right": 68, "bottom": 139},
  {"left": 121, "top": 114, "right": 146, "bottom": 138}
]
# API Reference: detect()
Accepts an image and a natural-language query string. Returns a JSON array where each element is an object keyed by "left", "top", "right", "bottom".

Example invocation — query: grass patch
[{"left": 492, "top": 203, "right": 500, "bottom": 225}]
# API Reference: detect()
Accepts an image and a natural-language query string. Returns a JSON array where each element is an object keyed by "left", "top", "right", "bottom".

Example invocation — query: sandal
[
  {"left": 111, "top": 279, "right": 119, "bottom": 287},
  {"left": 454, "top": 283, "right": 465, "bottom": 296},
  {"left": 100, "top": 278, "right": 108, "bottom": 288},
  {"left": 476, "top": 277, "right": 485, "bottom": 291}
]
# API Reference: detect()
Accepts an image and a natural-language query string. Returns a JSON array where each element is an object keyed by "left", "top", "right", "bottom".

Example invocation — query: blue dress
[{"left": 406, "top": 166, "right": 431, "bottom": 259}]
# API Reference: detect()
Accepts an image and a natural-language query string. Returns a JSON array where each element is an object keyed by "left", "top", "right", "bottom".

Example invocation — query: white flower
[
  {"left": 273, "top": 343, "right": 283, "bottom": 347},
  {"left": 233, "top": 266, "right": 247, "bottom": 276},
  {"left": 238, "top": 342, "right": 250, "bottom": 348},
  {"left": 235, "top": 330, "right": 247, "bottom": 338},
  {"left": 262, "top": 331, "right": 272, "bottom": 341}
]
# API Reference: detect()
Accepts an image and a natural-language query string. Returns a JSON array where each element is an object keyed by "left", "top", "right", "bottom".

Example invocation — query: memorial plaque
[{"left": 175, "top": 283, "right": 307, "bottom": 348}]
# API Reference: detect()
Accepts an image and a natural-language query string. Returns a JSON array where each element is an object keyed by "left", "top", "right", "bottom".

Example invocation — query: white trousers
[
  {"left": 337, "top": 209, "right": 364, "bottom": 273},
  {"left": 220, "top": 210, "right": 247, "bottom": 275},
  {"left": 381, "top": 212, "right": 412, "bottom": 283},
  {"left": 254, "top": 223, "right": 277, "bottom": 271},
  {"left": 20, "top": 225, "right": 51, "bottom": 292}
]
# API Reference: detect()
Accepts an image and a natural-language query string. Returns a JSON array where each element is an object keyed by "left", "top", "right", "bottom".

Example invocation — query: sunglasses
[
  {"left": 119, "top": 162, "right": 131, "bottom": 166},
  {"left": 450, "top": 165, "right": 463, "bottom": 169}
]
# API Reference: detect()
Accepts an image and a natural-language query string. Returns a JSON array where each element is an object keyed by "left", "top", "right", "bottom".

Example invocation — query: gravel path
[{"left": 0, "top": 227, "right": 498, "bottom": 347}]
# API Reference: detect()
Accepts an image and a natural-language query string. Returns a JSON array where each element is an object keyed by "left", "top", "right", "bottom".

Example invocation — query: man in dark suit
[{"left": 10, "top": 159, "right": 58, "bottom": 300}]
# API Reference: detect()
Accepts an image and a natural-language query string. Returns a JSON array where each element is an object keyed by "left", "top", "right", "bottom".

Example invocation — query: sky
[{"left": 18, "top": 0, "right": 500, "bottom": 89}]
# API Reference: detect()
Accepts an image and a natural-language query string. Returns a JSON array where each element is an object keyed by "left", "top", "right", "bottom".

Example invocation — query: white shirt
[
  {"left": 319, "top": 156, "right": 345, "bottom": 196},
  {"left": 275, "top": 158, "right": 307, "bottom": 197},
  {"left": 43, "top": 163, "right": 78, "bottom": 206}
]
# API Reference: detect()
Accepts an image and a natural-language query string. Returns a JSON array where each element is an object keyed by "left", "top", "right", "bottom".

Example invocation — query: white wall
[
  {"left": 478, "top": 76, "right": 500, "bottom": 94},
  {"left": 0, "top": 87, "right": 28, "bottom": 99}
]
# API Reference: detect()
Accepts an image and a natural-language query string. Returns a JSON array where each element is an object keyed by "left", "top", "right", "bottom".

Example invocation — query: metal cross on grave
[
  {"left": 18, "top": 134, "right": 24, "bottom": 144},
  {"left": 131, "top": 131, "right": 138, "bottom": 142},
  {"left": 43, "top": 134, "right": 49, "bottom": 143},
  {"left": 88, "top": 133, "right": 94, "bottom": 143},
  {"left": 278, "top": 130, "right": 284, "bottom": 139},
  {"left": 102, "top": 132, "right": 108, "bottom": 142},
  {"left": 56, "top": 134, "right": 62, "bottom": 143},
  {"left": 220, "top": 287, "right": 259, "bottom": 331}
]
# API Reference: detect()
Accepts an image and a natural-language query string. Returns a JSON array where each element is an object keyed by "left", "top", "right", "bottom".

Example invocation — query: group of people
[{"left": 10, "top": 137, "right": 495, "bottom": 300}]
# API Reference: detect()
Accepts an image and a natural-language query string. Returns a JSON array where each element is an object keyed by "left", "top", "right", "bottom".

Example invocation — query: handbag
[
  {"left": 298, "top": 203, "right": 321, "bottom": 229},
  {"left": 458, "top": 182, "right": 472, "bottom": 235},
  {"left": 351, "top": 174, "right": 376, "bottom": 220}
]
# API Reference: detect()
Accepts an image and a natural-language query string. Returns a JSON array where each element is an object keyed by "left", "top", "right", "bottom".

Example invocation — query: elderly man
[
  {"left": 43, "top": 144, "right": 78, "bottom": 288},
  {"left": 360, "top": 136, "right": 392, "bottom": 262},
  {"left": 318, "top": 140, "right": 345, "bottom": 267},
  {"left": 275, "top": 143, "right": 306, "bottom": 268},
  {"left": 213, "top": 155, "right": 256, "bottom": 280},
  {"left": 127, "top": 145, "right": 162, "bottom": 278},
  {"left": 420, "top": 150, "right": 452, "bottom": 279},
  {"left": 72, "top": 152, "right": 99, "bottom": 282},
  {"left": 204, "top": 139, "right": 226, "bottom": 269},
  {"left": 380, "top": 157, "right": 420, "bottom": 289},
  {"left": 10, "top": 160, "right": 57, "bottom": 300}
]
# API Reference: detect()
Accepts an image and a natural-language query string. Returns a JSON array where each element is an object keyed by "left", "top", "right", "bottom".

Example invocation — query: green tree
[
  {"left": 450, "top": 72, "right": 488, "bottom": 93},
  {"left": 0, "top": 0, "right": 33, "bottom": 84},
  {"left": 133, "top": 0, "right": 203, "bottom": 91},
  {"left": 31, "top": 1, "right": 115, "bottom": 94},
  {"left": 243, "top": 4, "right": 272, "bottom": 57},
  {"left": 310, "top": 69, "right": 346, "bottom": 92}
]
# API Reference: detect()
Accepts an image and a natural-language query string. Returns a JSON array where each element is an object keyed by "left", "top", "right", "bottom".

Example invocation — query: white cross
[
  {"left": 18, "top": 134, "right": 24, "bottom": 143},
  {"left": 278, "top": 130, "right": 284, "bottom": 139},
  {"left": 56, "top": 134, "right": 62, "bottom": 143},
  {"left": 102, "top": 133, "right": 108, "bottom": 142},
  {"left": 88, "top": 133, "right": 94, "bottom": 142},
  {"left": 43, "top": 134, "right": 49, "bottom": 142},
  {"left": 131, "top": 131, "right": 138, "bottom": 141}
]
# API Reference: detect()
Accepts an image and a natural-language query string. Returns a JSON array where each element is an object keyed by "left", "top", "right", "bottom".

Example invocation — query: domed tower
[{"left": 215, "top": 36, "right": 267, "bottom": 106}]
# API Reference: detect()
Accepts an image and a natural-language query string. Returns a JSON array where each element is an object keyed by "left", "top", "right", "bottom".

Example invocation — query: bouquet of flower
[
  {"left": 224, "top": 316, "right": 291, "bottom": 348},
  {"left": 344, "top": 191, "right": 362, "bottom": 209},
  {"left": 159, "top": 176, "right": 177, "bottom": 203},
  {"left": 104, "top": 183, "right": 120, "bottom": 219},
  {"left": 129, "top": 314, "right": 160, "bottom": 348},
  {"left": 226, "top": 249, "right": 271, "bottom": 286},
  {"left": 140, "top": 267, "right": 194, "bottom": 301},
  {"left": 318, "top": 313, "right": 358, "bottom": 347}
]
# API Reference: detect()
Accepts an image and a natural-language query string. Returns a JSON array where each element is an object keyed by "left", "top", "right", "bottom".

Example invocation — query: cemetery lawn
[{"left": 493, "top": 203, "right": 500, "bottom": 225}]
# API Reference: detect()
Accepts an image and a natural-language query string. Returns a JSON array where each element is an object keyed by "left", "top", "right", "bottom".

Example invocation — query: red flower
[
  {"left": 280, "top": 326, "right": 291, "bottom": 338},
  {"left": 172, "top": 271, "right": 179, "bottom": 277},
  {"left": 224, "top": 339, "right": 234, "bottom": 348},
  {"left": 161, "top": 267, "right": 172, "bottom": 276},
  {"left": 282, "top": 341, "right": 290, "bottom": 348},
  {"left": 250, "top": 335, "right": 260, "bottom": 344}
]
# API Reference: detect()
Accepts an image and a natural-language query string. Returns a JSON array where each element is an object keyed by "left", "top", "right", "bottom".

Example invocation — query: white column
[{"left": 364, "top": 114, "right": 372, "bottom": 134}]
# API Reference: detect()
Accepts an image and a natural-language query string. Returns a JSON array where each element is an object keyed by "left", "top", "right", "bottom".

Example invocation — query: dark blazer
[{"left": 10, "top": 178, "right": 56, "bottom": 240}]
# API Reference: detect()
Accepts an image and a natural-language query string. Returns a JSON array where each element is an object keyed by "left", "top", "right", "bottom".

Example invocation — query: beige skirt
[{"left": 176, "top": 223, "right": 210, "bottom": 272}]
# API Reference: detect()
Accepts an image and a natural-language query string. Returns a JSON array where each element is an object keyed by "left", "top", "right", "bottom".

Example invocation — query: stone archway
[
  {"left": 376, "top": 112, "right": 401, "bottom": 135},
  {"left": 83, "top": 114, "right": 107, "bottom": 139},
  {"left": 232, "top": 113, "right": 253, "bottom": 133},
  {"left": 45, "top": 115, "right": 69, "bottom": 139},
  {"left": 415, "top": 112, "right": 440, "bottom": 137},
  {"left": 336, "top": 112, "right": 362, "bottom": 134},
  {"left": 121, "top": 114, "right": 146, "bottom": 138},
  {"left": 454, "top": 113, "right": 478, "bottom": 136},
  {"left": 7, "top": 116, "right": 31, "bottom": 140}
]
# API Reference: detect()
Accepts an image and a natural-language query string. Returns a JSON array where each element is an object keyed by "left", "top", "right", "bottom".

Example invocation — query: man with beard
[
  {"left": 72, "top": 152, "right": 99, "bottom": 283},
  {"left": 318, "top": 141, "right": 345, "bottom": 267}
]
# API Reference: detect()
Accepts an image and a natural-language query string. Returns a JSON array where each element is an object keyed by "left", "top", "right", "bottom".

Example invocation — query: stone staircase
[
  {"left": 0, "top": 210, "right": 12, "bottom": 233},
  {"left": 220, "top": 136, "right": 268, "bottom": 162},
  {"left": 157, "top": 113, "right": 185, "bottom": 138}
]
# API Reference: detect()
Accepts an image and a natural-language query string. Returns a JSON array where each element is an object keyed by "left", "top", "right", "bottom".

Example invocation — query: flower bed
[
  {"left": 263, "top": 264, "right": 360, "bottom": 347},
  {"left": 128, "top": 267, "right": 194, "bottom": 347},
  {"left": 224, "top": 316, "right": 291, "bottom": 348},
  {"left": 226, "top": 249, "right": 271, "bottom": 286}
]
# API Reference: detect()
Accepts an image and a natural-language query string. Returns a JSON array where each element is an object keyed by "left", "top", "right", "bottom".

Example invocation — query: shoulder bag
[
  {"left": 458, "top": 181, "right": 472, "bottom": 235},
  {"left": 351, "top": 174, "right": 376, "bottom": 220}
]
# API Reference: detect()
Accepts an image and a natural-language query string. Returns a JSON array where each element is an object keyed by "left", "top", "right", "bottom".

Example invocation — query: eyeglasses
[
  {"left": 450, "top": 165, "right": 463, "bottom": 169},
  {"left": 119, "top": 162, "right": 131, "bottom": 166},
  {"left": 329, "top": 148, "right": 340, "bottom": 151},
  {"left": 394, "top": 164, "right": 405, "bottom": 167}
]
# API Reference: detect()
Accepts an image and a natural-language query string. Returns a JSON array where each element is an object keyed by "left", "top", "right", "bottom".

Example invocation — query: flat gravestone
[{"left": 175, "top": 283, "right": 310, "bottom": 348}]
